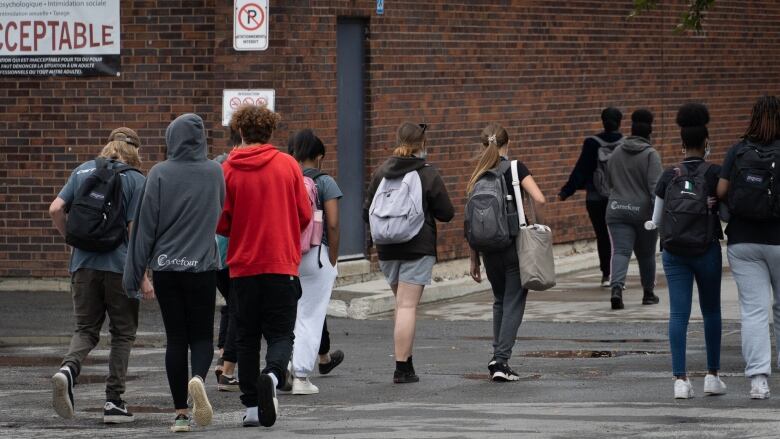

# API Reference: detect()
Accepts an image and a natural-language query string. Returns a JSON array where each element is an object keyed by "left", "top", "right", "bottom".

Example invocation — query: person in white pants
[{"left": 288, "top": 129, "right": 344, "bottom": 395}]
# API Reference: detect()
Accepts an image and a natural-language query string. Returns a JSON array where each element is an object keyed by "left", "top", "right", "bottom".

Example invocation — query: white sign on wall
[
  {"left": 233, "top": 0, "right": 269, "bottom": 51},
  {"left": 222, "top": 89, "right": 275, "bottom": 126},
  {"left": 0, "top": 0, "right": 121, "bottom": 76}
]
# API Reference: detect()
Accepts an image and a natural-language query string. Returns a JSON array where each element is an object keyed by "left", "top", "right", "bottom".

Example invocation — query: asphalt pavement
[{"left": 1, "top": 263, "right": 779, "bottom": 438}]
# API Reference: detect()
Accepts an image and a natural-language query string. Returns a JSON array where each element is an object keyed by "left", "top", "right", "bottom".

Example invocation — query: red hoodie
[{"left": 217, "top": 144, "right": 312, "bottom": 278}]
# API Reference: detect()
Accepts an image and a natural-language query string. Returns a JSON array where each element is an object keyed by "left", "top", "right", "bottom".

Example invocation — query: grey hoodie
[
  {"left": 605, "top": 135, "right": 663, "bottom": 224},
  {"left": 123, "top": 114, "right": 225, "bottom": 298}
]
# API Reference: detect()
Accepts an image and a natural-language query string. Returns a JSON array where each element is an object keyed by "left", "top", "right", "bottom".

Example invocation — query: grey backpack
[
  {"left": 369, "top": 170, "right": 425, "bottom": 245},
  {"left": 591, "top": 136, "right": 624, "bottom": 198},
  {"left": 465, "top": 161, "right": 516, "bottom": 252}
]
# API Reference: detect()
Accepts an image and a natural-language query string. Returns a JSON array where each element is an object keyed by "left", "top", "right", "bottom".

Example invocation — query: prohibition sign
[
  {"left": 243, "top": 97, "right": 255, "bottom": 105},
  {"left": 229, "top": 97, "right": 241, "bottom": 109},
  {"left": 238, "top": 3, "right": 265, "bottom": 31},
  {"left": 256, "top": 97, "right": 267, "bottom": 107}
]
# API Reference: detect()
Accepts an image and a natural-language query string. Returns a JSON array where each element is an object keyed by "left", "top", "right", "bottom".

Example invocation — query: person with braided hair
[{"left": 716, "top": 95, "right": 780, "bottom": 400}]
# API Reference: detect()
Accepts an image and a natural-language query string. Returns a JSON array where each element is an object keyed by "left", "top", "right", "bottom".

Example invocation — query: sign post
[
  {"left": 234, "top": 0, "right": 269, "bottom": 51},
  {"left": 222, "top": 89, "right": 275, "bottom": 126}
]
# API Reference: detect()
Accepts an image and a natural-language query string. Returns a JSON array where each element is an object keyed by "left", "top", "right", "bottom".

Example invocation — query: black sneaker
[
  {"left": 642, "top": 289, "right": 660, "bottom": 305},
  {"left": 103, "top": 400, "right": 134, "bottom": 424},
  {"left": 52, "top": 366, "right": 75, "bottom": 419},
  {"left": 257, "top": 374, "right": 278, "bottom": 427},
  {"left": 491, "top": 362, "right": 520, "bottom": 382},
  {"left": 318, "top": 350, "right": 345, "bottom": 375},
  {"left": 218, "top": 373, "right": 239, "bottom": 392},
  {"left": 393, "top": 358, "right": 419, "bottom": 384},
  {"left": 610, "top": 286, "right": 624, "bottom": 310}
]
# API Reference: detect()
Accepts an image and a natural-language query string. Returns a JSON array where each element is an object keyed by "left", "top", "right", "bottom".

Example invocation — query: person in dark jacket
[
  {"left": 559, "top": 107, "right": 624, "bottom": 287},
  {"left": 363, "top": 122, "right": 454, "bottom": 384}
]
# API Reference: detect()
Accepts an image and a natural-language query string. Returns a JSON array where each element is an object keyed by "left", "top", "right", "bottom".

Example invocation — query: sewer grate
[{"left": 518, "top": 350, "right": 665, "bottom": 358}]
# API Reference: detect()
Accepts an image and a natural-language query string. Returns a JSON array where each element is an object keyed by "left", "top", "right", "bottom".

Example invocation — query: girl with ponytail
[{"left": 466, "top": 123, "right": 546, "bottom": 382}]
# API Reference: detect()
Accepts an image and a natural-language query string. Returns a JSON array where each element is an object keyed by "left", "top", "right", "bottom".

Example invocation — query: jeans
[
  {"left": 727, "top": 243, "right": 780, "bottom": 377},
  {"left": 483, "top": 243, "right": 529, "bottom": 363},
  {"left": 607, "top": 222, "right": 658, "bottom": 290},
  {"left": 662, "top": 242, "right": 722, "bottom": 377},
  {"left": 215, "top": 268, "right": 237, "bottom": 363},
  {"left": 153, "top": 271, "right": 216, "bottom": 409},
  {"left": 233, "top": 274, "right": 301, "bottom": 407},
  {"left": 62, "top": 269, "right": 139, "bottom": 401},
  {"left": 586, "top": 199, "right": 611, "bottom": 278}
]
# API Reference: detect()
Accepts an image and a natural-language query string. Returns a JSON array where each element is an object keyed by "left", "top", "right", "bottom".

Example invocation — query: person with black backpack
[
  {"left": 364, "top": 122, "right": 454, "bottom": 384},
  {"left": 48, "top": 133, "right": 151, "bottom": 424},
  {"left": 286, "top": 129, "right": 344, "bottom": 395},
  {"left": 558, "top": 108, "right": 624, "bottom": 287},
  {"left": 716, "top": 95, "right": 780, "bottom": 400},
  {"left": 605, "top": 109, "right": 664, "bottom": 310},
  {"left": 123, "top": 113, "right": 225, "bottom": 432},
  {"left": 648, "top": 103, "right": 726, "bottom": 399},
  {"left": 465, "top": 123, "right": 547, "bottom": 382}
]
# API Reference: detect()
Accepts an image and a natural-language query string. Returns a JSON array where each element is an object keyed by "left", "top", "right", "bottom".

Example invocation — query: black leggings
[
  {"left": 586, "top": 199, "right": 611, "bottom": 277},
  {"left": 153, "top": 271, "right": 216, "bottom": 409},
  {"left": 215, "top": 268, "right": 237, "bottom": 363}
]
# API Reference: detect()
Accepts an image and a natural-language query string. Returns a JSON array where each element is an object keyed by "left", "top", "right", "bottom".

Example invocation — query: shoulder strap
[
  {"left": 496, "top": 160, "right": 511, "bottom": 175},
  {"left": 304, "top": 168, "right": 327, "bottom": 181},
  {"left": 510, "top": 160, "right": 527, "bottom": 227}
]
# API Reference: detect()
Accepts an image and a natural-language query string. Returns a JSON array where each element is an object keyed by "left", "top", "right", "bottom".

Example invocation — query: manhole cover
[
  {"left": 463, "top": 373, "right": 542, "bottom": 381},
  {"left": 518, "top": 350, "right": 664, "bottom": 358}
]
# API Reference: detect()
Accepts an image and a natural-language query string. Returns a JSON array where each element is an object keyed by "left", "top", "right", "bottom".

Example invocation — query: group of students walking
[
  {"left": 46, "top": 95, "right": 780, "bottom": 431},
  {"left": 560, "top": 96, "right": 780, "bottom": 399}
]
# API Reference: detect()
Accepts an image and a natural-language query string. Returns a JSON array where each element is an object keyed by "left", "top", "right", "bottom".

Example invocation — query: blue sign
[{"left": 377, "top": 0, "right": 384, "bottom": 15}]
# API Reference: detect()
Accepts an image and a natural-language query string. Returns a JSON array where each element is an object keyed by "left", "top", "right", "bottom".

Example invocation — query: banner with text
[{"left": 0, "top": 0, "right": 121, "bottom": 77}]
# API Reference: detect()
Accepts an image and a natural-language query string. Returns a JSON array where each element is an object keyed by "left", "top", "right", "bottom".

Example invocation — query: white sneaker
[
  {"left": 188, "top": 376, "right": 213, "bottom": 426},
  {"left": 750, "top": 374, "right": 770, "bottom": 400},
  {"left": 292, "top": 377, "right": 319, "bottom": 395},
  {"left": 674, "top": 378, "right": 694, "bottom": 399},
  {"left": 242, "top": 407, "right": 259, "bottom": 427},
  {"left": 703, "top": 374, "right": 727, "bottom": 395}
]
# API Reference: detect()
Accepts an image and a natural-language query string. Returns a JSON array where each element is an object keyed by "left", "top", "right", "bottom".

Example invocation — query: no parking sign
[
  {"left": 234, "top": 0, "right": 269, "bottom": 51},
  {"left": 222, "top": 89, "right": 275, "bottom": 126}
]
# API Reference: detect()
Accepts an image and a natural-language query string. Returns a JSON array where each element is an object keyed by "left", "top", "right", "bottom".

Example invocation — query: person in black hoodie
[
  {"left": 364, "top": 122, "right": 454, "bottom": 384},
  {"left": 559, "top": 108, "right": 624, "bottom": 287}
]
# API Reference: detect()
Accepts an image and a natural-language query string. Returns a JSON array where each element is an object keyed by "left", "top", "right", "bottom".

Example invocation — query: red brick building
[{"left": 1, "top": 0, "right": 779, "bottom": 277}]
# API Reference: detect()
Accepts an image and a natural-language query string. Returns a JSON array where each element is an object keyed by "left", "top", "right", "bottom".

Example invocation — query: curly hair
[{"left": 229, "top": 104, "right": 281, "bottom": 145}]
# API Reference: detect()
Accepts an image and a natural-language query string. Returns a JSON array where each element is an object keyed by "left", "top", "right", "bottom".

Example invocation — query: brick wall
[{"left": 1, "top": 0, "right": 779, "bottom": 277}]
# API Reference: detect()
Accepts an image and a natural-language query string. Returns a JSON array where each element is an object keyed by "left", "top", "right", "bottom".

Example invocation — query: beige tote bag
[{"left": 510, "top": 161, "right": 556, "bottom": 291}]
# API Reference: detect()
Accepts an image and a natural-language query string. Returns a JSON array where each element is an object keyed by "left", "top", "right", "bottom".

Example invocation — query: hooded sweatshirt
[
  {"left": 123, "top": 114, "right": 225, "bottom": 298},
  {"left": 605, "top": 135, "right": 663, "bottom": 224},
  {"left": 363, "top": 156, "right": 454, "bottom": 261},
  {"left": 217, "top": 144, "right": 312, "bottom": 278}
]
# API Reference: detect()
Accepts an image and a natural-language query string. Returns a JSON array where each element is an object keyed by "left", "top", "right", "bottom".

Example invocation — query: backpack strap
[
  {"left": 496, "top": 160, "right": 511, "bottom": 175},
  {"left": 510, "top": 160, "right": 527, "bottom": 227},
  {"left": 304, "top": 168, "right": 327, "bottom": 181}
]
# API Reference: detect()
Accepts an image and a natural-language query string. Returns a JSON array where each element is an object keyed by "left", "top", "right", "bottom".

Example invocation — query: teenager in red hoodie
[{"left": 216, "top": 105, "right": 311, "bottom": 429}]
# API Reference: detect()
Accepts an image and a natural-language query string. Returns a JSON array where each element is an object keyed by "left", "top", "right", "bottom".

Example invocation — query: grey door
[{"left": 336, "top": 18, "right": 367, "bottom": 260}]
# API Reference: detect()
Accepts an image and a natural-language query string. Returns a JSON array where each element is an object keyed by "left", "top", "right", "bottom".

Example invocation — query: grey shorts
[{"left": 378, "top": 256, "right": 436, "bottom": 286}]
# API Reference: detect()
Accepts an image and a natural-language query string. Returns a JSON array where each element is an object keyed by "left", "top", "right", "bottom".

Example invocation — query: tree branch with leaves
[{"left": 630, "top": 0, "right": 716, "bottom": 33}]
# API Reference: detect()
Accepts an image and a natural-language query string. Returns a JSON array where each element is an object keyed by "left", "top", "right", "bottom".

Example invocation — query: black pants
[
  {"left": 153, "top": 271, "right": 216, "bottom": 410},
  {"left": 233, "top": 274, "right": 301, "bottom": 407},
  {"left": 586, "top": 199, "right": 611, "bottom": 278},
  {"left": 215, "top": 268, "right": 237, "bottom": 363},
  {"left": 319, "top": 318, "right": 330, "bottom": 356}
]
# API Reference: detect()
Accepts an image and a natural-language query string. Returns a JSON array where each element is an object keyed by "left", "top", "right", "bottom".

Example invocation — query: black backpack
[
  {"left": 465, "top": 161, "right": 518, "bottom": 252},
  {"left": 661, "top": 162, "right": 716, "bottom": 256},
  {"left": 591, "top": 136, "right": 623, "bottom": 198},
  {"left": 728, "top": 142, "right": 780, "bottom": 221},
  {"left": 65, "top": 158, "right": 139, "bottom": 253}
]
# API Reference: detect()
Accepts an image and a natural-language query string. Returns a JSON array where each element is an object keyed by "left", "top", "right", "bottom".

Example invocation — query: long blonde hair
[
  {"left": 466, "top": 123, "right": 509, "bottom": 193},
  {"left": 100, "top": 140, "right": 141, "bottom": 168}
]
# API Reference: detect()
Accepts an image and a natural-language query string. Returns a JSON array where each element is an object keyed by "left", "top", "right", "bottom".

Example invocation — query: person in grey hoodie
[
  {"left": 123, "top": 113, "right": 225, "bottom": 432},
  {"left": 605, "top": 109, "right": 663, "bottom": 310}
]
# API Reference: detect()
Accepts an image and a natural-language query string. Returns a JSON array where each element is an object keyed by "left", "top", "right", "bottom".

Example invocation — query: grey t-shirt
[
  {"left": 58, "top": 160, "right": 146, "bottom": 273},
  {"left": 304, "top": 168, "right": 343, "bottom": 247}
]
